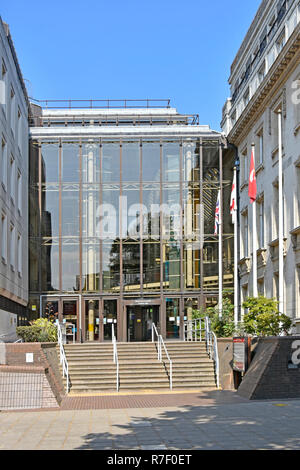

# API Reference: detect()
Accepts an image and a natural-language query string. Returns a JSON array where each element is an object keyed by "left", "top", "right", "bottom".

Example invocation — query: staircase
[{"left": 60, "top": 341, "right": 217, "bottom": 394}]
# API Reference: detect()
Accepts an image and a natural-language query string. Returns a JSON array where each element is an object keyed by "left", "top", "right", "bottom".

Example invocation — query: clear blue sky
[{"left": 1, "top": 0, "right": 261, "bottom": 131}]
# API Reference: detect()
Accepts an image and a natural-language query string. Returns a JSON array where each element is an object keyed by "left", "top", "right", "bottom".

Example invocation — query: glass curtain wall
[{"left": 29, "top": 137, "right": 233, "bottom": 317}]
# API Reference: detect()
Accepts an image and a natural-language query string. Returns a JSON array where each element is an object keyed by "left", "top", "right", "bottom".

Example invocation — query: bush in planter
[
  {"left": 242, "top": 296, "right": 293, "bottom": 337},
  {"left": 16, "top": 318, "right": 58, "bottom": 343}
]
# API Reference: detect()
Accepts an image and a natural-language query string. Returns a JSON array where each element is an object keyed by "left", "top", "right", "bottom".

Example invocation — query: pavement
[{"left": 1, "top": 390, "right": 300, "bottom": 450}]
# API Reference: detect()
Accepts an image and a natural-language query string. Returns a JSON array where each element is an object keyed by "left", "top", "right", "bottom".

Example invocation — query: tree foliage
[{"left": 16, "top": 318, "right": 58, "bottom": 343}]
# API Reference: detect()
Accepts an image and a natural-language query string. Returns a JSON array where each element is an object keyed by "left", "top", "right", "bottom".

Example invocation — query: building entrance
[{"left": 127, "top": 305, "right": 159, "bottom": 342}]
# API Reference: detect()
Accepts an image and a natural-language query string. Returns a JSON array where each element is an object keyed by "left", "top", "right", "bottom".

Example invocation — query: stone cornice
[{"left": 228, "top": 23, "right": 300, "bottom": 146}]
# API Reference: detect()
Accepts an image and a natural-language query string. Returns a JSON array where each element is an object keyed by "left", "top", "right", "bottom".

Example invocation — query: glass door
[
  {"left": 103, "top": 299, "right": 117, "bottom": 340},
  {"left": 84, "top": 299, "right": 100, "bottom": 341},
  {"left": 62, "top": 299, "right": 78, "bottom": 343}
]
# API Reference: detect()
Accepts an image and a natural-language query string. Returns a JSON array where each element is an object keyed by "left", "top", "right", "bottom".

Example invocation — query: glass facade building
[{"left": 29, "top": 102, "right": 233, "bottom": 342}]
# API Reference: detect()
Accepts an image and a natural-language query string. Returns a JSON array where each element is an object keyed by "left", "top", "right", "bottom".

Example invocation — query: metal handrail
[
  {"left": 183, "top": 316, "right": 220, "bottom": 389},
  {"left": 152, "top": 324, "right": 173, "bottom": 390},
  {"left": 56, "top": 323, "right": 70, "bottom": 393},
  {"left": 112, "top": 324, "right": 119, "bottom": 392}
]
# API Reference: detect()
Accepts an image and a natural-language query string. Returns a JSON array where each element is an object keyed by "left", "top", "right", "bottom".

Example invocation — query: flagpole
[
  {"left": 251, "top": 144, "right": 258, "bottom": 298},
  {"left": 219, "top": 145, "right": 223, "bottom": 319},
  {"left": 233, "top": 167, "right": 238, "bottom": 327}
]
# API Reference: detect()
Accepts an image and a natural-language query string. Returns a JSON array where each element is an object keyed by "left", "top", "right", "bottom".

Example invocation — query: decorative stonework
[
  {"left": 257, "top": 248, "right": 267, "bottom": 268},
  {"left": 290, "top": 226, "right": 300, "bottom": 251},
  {"left": 239, "top": 257, "right": 251, "bottom": 276},
  {"left": 269, "top": 238, "right": 287, "bottom": 261}
]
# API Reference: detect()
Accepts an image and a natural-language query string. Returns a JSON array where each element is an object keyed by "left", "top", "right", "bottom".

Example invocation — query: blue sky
[{"left": 1, "top": 0, "right": 261, "bottom": 131}]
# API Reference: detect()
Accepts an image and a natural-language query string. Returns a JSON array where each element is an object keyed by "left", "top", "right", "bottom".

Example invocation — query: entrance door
[
  {"left": 127, "top": 305, "right": 159, "bottom": 342},
  {"left": 84, "top": 299, "right": 100, "bottom": 341},
  {"left": 62, "top": 299, "right": 78, "bottom": 342}
]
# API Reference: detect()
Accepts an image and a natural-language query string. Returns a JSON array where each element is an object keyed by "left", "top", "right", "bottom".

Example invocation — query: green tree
[
  {"left": 242, "top": 296, "right": 292, "bottom": 337},
  {"left": 16, "top": 318, "right": 58, "bottom": 343}
]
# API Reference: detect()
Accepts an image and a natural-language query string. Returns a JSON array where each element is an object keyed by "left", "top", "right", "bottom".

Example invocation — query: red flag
[{"left": 248, "top": 148, "right": 257, "bottom": 203}]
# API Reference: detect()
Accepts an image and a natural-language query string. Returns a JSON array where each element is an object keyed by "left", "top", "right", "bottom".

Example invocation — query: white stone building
[
  {"left": 0, "top": 18, "right": 29, "bottom": 341},
  {"left": 221, "top": 0, "right": 300, "bottom": 331}
]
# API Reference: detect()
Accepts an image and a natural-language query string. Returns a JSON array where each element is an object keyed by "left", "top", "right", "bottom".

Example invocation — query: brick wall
[
  {"left": 0, "top": 343, "right": 64, "bottom": 410},
  {"left": 238, "top": 337, "right": 300, "bottom": 400}
]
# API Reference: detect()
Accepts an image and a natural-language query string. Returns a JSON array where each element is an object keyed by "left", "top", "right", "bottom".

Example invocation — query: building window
[
  {"left": 17, "top": 233, "right": 22, "bottom": 276},
  {"left": 17, "top": 171, "right": 22, "bottom": 214},
  {"left": 258, "top": 61, "right": 266, "bottom": 84},
  {"left": 10, "top": 223, "right": 15, "bottom": 270},
  {"left": 257, "top": 128, "right": 264, "bottom": 166},
  {"left": 258, "top": 197, "right": 265, "bottom": 248},
  {"left": 10, "top": 87, "right": 15, "bottom": 136},
  {"left": 241, "top": 147, "right": 248, "bottom": 184},
  {"left": 241, "top": 211, "right": 249, "bottom": 257},
  {"left": 273, "top": 272, "right": 279, "bottom": 302},
  {"left": 1, "top": 213, "right": 7, "bottom": 263},
  {"left": 258, "top": 278, "right": 264, "bottom": 296},
  {"left": 17, "top": 107, "right": 22, "bottom": 153},
  {"left": 10, "top": 155, "right": 15, "bottom": 204},
  {"left": 276, "top": 30, "right": 286, "bottom": 54},
  {"left": 1, "top": 137, "right": 7, "bottom": 189}
]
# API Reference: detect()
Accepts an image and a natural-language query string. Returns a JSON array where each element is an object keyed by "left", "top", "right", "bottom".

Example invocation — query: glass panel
[
  {"left": 41, "top": 142, "right": 59, "bottom": 183},
  {"left": 142, "top": 185, "right": 160, "bottom": 240},
  {"left": 121, "top": 189, "right": 140, "bottom": 240},
  {"left": 82, "top": 185, "right": 100, "bottom": 238},
  {"left": 43, "top": 300, "right": 59, "bottom": 322},
  {"left": 61, "top": 187, "right": 79, "bottom": 236},
  {"left": 163, "top": 242, "right": 180, "bottom": 290},
  {"left": 41, "top": 239, "right": 59, "bottom": 291},
  {"left": 82, "top": 142, "right": 100, "bottom": 183},
  {"left": 166, "top": 298, "right": 180, "bottom": 338},
  {"left": 102, "top": 142, "right": 120, "bottom": 183},
  {"left": 184, "top": 298, "right": 199, "bottom": 321},
  {"left": 29, "top": 239, "right": 39, "bottom": 291},
  {"left": 162, "top": 184, "right": 181, "bottom": 241},
  {"left": 142, "top": 142, "right": 160, "bottom": 182},
  {"left": 101, "top": 185, "right": 120, "bottom": 239},
  {"left": 203, "top": 187, "right": 219, "bottom": 235},
  {"left": 184, "top": 242, "right": 201, "bottom": 289},
  {"left": 162, "top": 142, "right": 180, "bottom": 182},
  {"left": 203, "top": 239, "right": 218, "bottom": 293},
  {"left": 183, "top": 184, "right": 200, "bottom": 241},
  {"left": 29, "top": 187, "right": 39, "bottom": 237},
  {"left": 223, "top": 235, "right": 234, "bottom": 291},
  {"left": 82, "top": 238, "right": 100, "bottom": 292},
  {"left": 102, "top": 241, "right": 120, "bottom": 292},
  {"left": 62, "top": 241, "right": 80, "bottom": 292},
  {"left": 122, "top": 142, "right": 140, "bottom": 182},
  {"left": 103, "top": 299, "right": 117, "bottom": 340},
  {"left": 61, "top": 143, "right": 80, "bottom": 182},
  {"left": 143, "top": 243, "right": 160, "bottom": 290},
  {"left": 123, "top": 243, "right": 141, "bottom": 292},
  {"left": 42, "top": 189, "right": 59, "bottom": 237},
  {"left": 63, "top": 300, "right": 77, "bottom": 342},
  {"left": 183, "top": 141, "right": 200, "bottom": 182},
  {"left": 85, "top": 299, "right": 99, "bottom": 341}
]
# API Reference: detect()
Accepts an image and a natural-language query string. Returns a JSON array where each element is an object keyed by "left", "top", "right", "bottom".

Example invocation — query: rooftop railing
[{"left": 30, "top": 98, "right": 171, "bottom": 109}]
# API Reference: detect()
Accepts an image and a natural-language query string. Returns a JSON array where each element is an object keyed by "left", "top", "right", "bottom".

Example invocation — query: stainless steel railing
[
  {"left": 184, "top": 317, "right": 220, "bottom": 389},
  {"left": 112, "top": 324, "right": 119, "bottom": 392},
  {"left": 152, "top": 324, "right": 173, "bottom": 390},
  {"left": 56, "top": 323, "right": 70, "bottom": 393}
]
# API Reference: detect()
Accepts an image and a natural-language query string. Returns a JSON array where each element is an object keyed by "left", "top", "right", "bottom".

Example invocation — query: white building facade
[
  {"left": 0, "top": 18, "right": 29, "bottom": 341},
  {"left": 221, "top": 0, "right": 300, "bottom": 331}
]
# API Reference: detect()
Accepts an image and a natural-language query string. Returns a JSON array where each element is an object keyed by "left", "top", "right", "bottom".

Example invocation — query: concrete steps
[{"left": 61, "top": 341, "right": 217, "bottom": 393}]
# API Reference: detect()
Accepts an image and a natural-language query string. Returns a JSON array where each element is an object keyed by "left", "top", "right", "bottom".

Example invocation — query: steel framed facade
[{"left": 29, "top": 106, "right": 234, "bottom": 342}]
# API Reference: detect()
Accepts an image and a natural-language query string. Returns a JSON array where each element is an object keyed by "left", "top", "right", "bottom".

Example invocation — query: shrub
[
  {"left": 242, "top": 296, "right": 293, "bottom": 337},
  {"left": 16, "top": 318, "right": 58, "bottom": 343}
]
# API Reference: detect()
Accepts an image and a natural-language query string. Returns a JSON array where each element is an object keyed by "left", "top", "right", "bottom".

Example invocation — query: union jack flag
[{"left": 214, "top": 190, "right": 220, "bottom": 236}]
